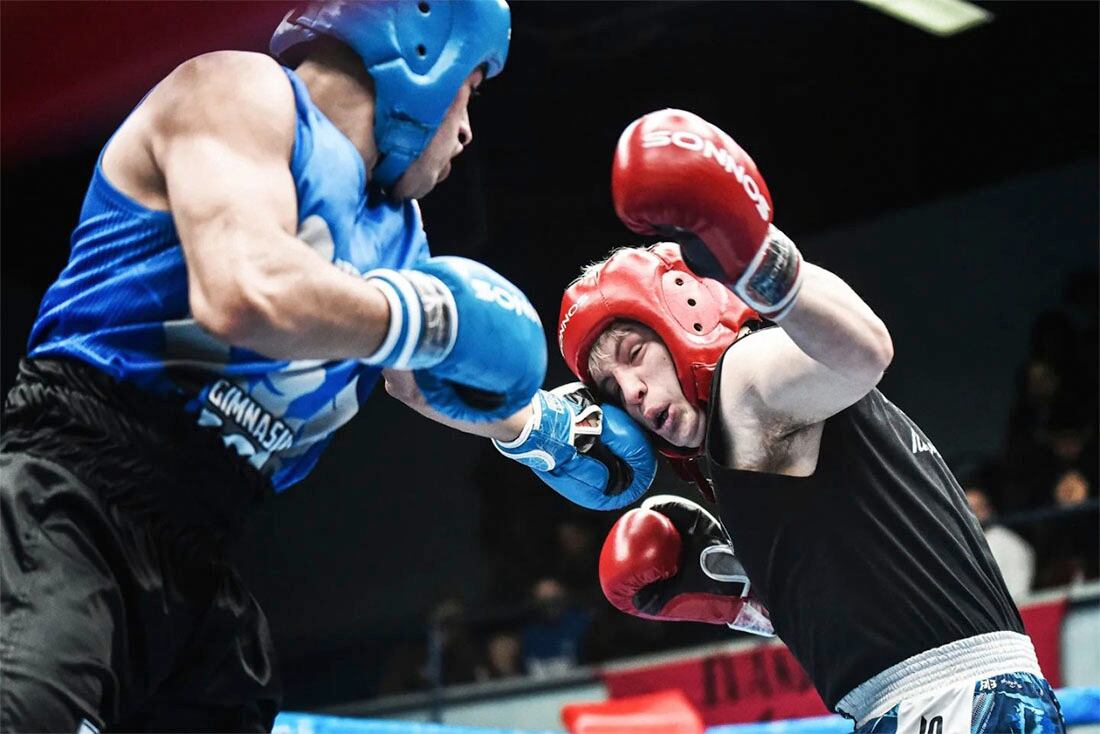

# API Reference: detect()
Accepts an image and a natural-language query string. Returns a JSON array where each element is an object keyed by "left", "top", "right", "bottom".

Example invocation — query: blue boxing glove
[
  {"left": 363, "top": 257, "right": 546, "bottom": 423},
  {"left": 493, "top": 383, "right": 656, "bottom": 510}
]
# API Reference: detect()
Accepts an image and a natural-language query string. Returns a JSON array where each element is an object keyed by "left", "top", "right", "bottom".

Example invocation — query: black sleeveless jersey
[{"left": 705, "top": 350, "right": 1024, "bottom": 709}]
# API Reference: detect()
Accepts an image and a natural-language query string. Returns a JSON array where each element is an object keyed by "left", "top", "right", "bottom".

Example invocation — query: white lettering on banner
[
  {"left": 641, "top": 129, "right": 771, "bottom": 221},
  {"left": 557, "top": 294, "right": 588, "bottom": 350},
  {"left": 470, "top": 278, "right": 542, "bottom": 325}
]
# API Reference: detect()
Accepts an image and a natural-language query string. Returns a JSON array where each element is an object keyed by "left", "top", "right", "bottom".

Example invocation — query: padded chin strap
[
  {"left": 689, "top": 362, "right": 717, "bottom": 406},
  {"left": 663, "top": 455, "right": 716, "bottom": 504}
]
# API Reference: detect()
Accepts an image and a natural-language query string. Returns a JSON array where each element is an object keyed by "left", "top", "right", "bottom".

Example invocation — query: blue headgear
[{"left": 271, "top": 0, "right": 511, "bottom": 187}]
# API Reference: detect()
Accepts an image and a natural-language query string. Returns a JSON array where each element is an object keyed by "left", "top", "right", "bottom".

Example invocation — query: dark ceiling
[
  {"left": 483, "top": 0, "right": 1097, "bottom": 234},
  {"left": 2, "top": 1, "right": 1096, "bottom": 300}
]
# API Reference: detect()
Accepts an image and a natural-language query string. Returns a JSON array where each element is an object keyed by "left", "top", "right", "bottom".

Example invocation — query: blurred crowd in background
[
  {"left": 961, "top": 269, "right": 1100, "bottom": 594},
  {"left": 376, "top": 268, "right": 1099, "bottom": 697}
]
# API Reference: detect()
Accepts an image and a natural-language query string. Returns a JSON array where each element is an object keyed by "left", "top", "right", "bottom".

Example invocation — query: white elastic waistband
[{"left": 835, "top": 631, "right": 1041, "bottom": 725}]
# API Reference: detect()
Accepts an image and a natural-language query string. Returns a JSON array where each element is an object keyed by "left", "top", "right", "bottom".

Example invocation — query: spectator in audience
[
  {"left": 582, "top": 605, "right": 671, "bottom": 664},
  {"left": 376, "top": 596, "right": 486, "bottom": 694},
  {"left": 964, "top": 486, "right": 1035, "bottom": 600},
  {"left": 1047, "top": 398, "right": 1098, "bottom": 487},
  {"left": 376, "top": 640, "right": 430, "bottom": 695},
  {"left": 429, "top": 596, "right": 487, "bottom": 685},
  {"left": 521, "top": 578, "right": 591, "bottom": 678},
  {"left": 1034, "top": 468, "right": 1099, "bottom": 589},
  {"left": 482, "top": 632, "right": 525, "bottom": 680},
  {"left": 1053, "top": 469, "right": 1091, "bottom": 506},
  {"left": 1003, "top": 305, "right": 1097, "bottom": 508},
  {"left": 1003, "top": 343, "right": 1068, "bottom": 510}
]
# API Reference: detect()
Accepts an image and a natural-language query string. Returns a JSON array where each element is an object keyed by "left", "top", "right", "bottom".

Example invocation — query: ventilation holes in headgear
[
  {"left": 418, "top": 1, "right": 430, "bottom": 12},
  {"left": 675, "top": 278, "right": 684, "bottom": 286},
  {"left": 693, "top": 323, "right": 702, "bottom": 331},
  {"left": 687, "top": 298, "right": 696, "bottom": 306},
  {"left": 416, "top": 44, "right": 427, "bottom": 57}
]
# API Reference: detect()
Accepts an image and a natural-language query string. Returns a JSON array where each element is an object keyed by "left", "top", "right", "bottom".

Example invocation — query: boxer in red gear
[{"left": 558, "top": 109, "right": 1064, "bottom": 733}]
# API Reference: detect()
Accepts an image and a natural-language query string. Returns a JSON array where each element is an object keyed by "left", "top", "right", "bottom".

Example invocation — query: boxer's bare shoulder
[
  {"left": 102, "top": 51, "right": 294, "bottom": 211},
  {"left": 710, "top": 377, "right": 825, "bottom": 477},
  {"left": 149, "top": 51, "right": 293, "bottom": 138}
]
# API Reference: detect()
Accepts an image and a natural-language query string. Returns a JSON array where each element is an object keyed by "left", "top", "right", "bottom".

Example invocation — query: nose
[
  {"left": 457, "top": 109, "right": 473, "bottom": 148},
  {"left": 617, "top": 368, "right": 646, "bottom": 410}
]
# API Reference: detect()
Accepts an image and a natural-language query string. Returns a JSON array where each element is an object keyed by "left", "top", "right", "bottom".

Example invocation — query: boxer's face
[
  {"left": 588, "top": 323, "right": 707, "bottom": 449},
  {"left": 390, "top": 69, "right": 484, "bottom": 200}
]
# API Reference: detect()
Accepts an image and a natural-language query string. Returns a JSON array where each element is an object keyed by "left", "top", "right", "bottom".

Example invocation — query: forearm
[
  {"left": 779, "top": 262, "right": 894, "bottom": 381},
  {"left": 190, "top": 227, "right": 392, "bottom": 360},
  {"left": 417, "top": 401, "right": 531, "bottom": 442},
  {"left": 383, "top": 369, "right": 531, "bottom": 441}
]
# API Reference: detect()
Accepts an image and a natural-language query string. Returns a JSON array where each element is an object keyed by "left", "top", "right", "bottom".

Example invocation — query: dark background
[{"left": 2, "top": 0, "right": 1097, "bottom": 709}]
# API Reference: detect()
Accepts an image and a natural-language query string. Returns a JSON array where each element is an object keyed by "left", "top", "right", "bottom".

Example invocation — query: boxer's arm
[
  {"left": 719, "top": 260, "right": 893, "bottom": 431},
  {"left": 383, "top": 369, "right": 530, "bottom": 441},
  {"left": 610, "top": 110, "right": 891, "bottom": 434},
  {"left": 147, "top": 51, "right": 392, "bottom": 359}
]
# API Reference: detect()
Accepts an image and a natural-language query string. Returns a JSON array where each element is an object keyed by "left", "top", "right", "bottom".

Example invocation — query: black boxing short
[{"left": 1, "top": 359, "right": 281, "bottom": 732}]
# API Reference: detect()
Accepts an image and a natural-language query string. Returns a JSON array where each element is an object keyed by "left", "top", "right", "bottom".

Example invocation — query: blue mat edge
[{"left": 274, "top": 685, "right": 1100, "bottom": 734}]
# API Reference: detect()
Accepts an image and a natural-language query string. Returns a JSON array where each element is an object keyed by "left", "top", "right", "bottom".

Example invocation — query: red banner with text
[{"left": 600, "top": 597, "right": 1068, "bottom": 725}]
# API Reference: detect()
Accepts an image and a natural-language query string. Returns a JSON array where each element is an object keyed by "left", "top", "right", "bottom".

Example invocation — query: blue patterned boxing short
[
  {"left": 854, "top": 671, "right": 1064, "bottom": 733},
  {"left": 836, "top": 632, "right": 1063, "bottom": 734}
]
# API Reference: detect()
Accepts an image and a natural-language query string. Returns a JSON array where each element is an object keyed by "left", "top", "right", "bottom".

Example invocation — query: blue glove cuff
[
  {"left": 493, "top": 385, "right": 600, "bottom": 471},
  {"left": 495, "top": 385, "right": 656, "bottom": 511},
  {"left": 362, "top": 269, "right": 458, "bottom": 369}
]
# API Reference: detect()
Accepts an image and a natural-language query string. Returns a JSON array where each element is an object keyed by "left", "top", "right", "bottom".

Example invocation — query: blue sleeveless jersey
[{"left": 28, "top": 68, "right": 430, "bottom": 491}]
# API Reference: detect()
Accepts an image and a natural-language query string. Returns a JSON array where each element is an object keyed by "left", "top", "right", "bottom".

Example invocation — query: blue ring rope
[{"left": 273, "top": 686, "right": 1099, "bottom": 734}]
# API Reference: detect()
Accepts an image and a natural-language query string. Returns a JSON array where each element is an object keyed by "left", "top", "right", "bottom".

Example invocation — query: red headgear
[{"left": 558, "top": 243, "right": 759, "bottom": 459}]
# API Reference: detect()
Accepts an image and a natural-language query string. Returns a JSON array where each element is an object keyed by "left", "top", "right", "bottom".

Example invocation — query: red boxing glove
[
  {"left": 598, "top": 495, "right": 775, "bottom": 636},
  {"left": 612, "top": 108, "right": 803, "bottom": 319}
]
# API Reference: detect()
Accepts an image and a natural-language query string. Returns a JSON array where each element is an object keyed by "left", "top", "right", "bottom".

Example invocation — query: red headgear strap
[{"left": 558, "top": 243, "right": 759, "bottom": 460}]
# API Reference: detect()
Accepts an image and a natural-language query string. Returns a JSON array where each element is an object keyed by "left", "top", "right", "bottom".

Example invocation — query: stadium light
[{"left": 857, "top": 0, "right": 993, "bottom": 37}]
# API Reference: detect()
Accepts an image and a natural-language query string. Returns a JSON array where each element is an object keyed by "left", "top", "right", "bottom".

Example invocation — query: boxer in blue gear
[{"left": 0, "top": 2, "right": 532, "bottom": 732}]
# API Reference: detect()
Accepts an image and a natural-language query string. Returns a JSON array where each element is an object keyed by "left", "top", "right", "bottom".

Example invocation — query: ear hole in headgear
[
  {"left": 416, "top": 44, "right": 427, "bottom": 57},
  {"left": 418, "top": 2, "right": 430, "bottom": 13},
  {"left": 661, "top": 270, "right": 722, "bottom": 336}
]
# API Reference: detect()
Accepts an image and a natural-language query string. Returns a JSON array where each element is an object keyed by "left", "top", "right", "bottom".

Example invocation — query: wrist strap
[
  {"left": 492, "top": 391, "right": 553, "bottom": 470},
  {"left": 735, "top": 224, "right": 804, "bottom": 319},
  {"left": 362, "top": 269, "right": 458, "bottom": 369}
]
